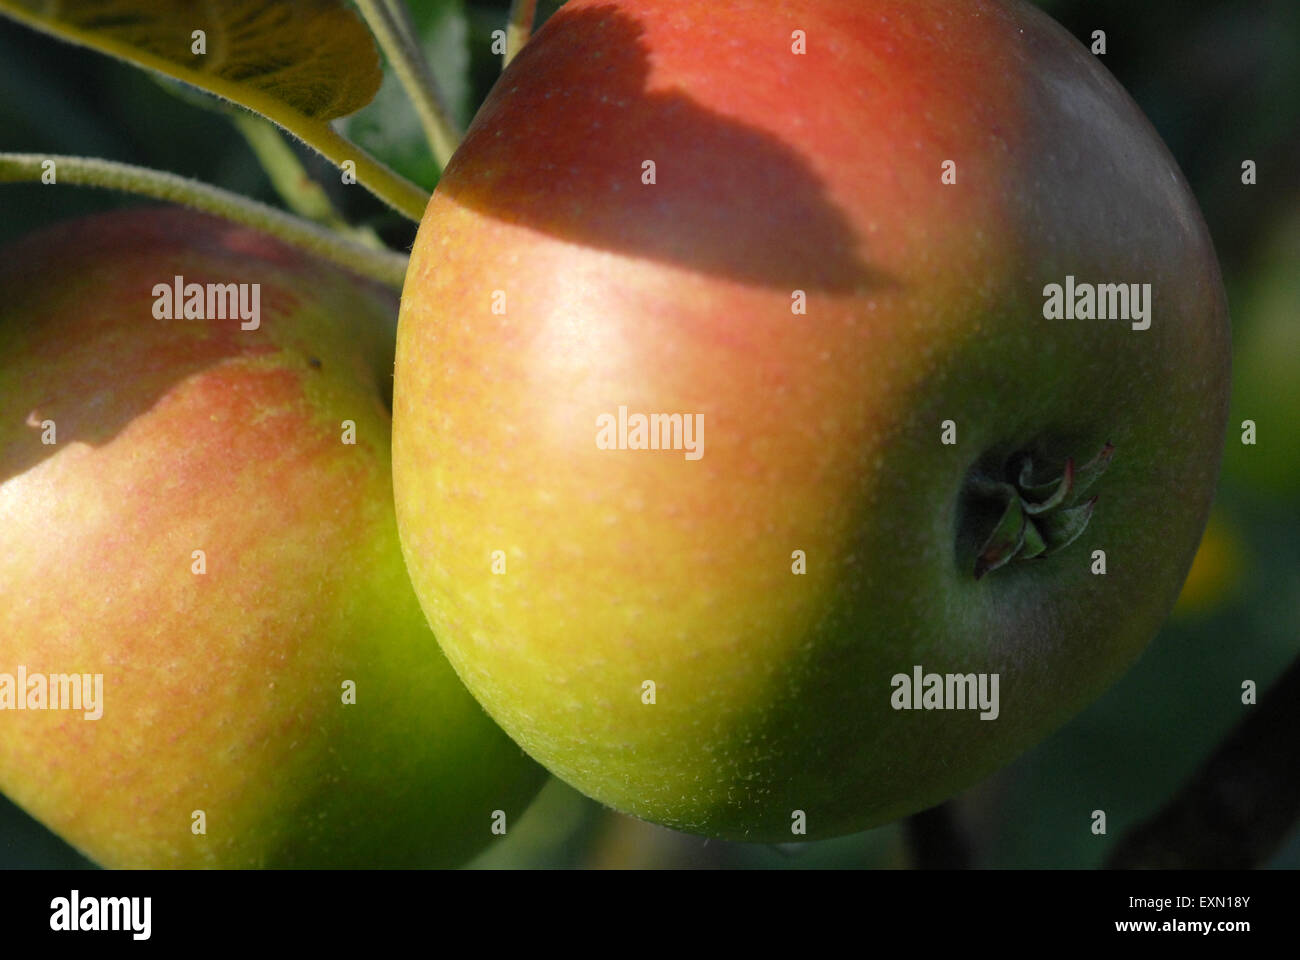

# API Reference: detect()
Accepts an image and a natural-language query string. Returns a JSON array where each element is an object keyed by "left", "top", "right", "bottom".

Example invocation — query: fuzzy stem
[
  {"left": 229, "top": 113, "right": 386, "bottom": 250},
  {"left": 356, "top": 0, "right": 461, "bottom": 169},
  {"left": 0, "top": 153, "right": 409, "bottom": 290},
  {"left": 505, "top": 0, "right": 539, "bottom": 67},
  {"left": 301, "top": 122, "right": 429, "bottom": 222}
]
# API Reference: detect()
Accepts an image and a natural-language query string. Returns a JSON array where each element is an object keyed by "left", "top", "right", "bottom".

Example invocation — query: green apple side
[
  {"left": 391, "top": 0, "right": 1231, "bottom": 841},
  {"left": 0, "top": 208, "right": 545, "bottom": 867}
]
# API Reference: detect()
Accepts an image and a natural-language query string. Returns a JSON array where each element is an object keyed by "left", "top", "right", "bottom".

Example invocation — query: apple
[
  {"left": 392, "top": 0, "right": 1230, "bottom": 841},
  {"left": 0, "top": 207, "right": 545, "bottom": 867}
]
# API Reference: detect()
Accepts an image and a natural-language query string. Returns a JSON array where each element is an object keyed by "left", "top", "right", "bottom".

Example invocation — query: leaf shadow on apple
[
  {"left": 439, "top": 4, "right": 895, "bottom": 294},
  {"left": 0, "top": 217, "right": 358, "bottom": 489},
  {"left": 0, "top": 209, "right": 547, "bottom": 867}
]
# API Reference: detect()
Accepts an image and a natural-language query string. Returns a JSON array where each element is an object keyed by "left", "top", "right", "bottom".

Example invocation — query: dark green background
[{"left": 0, "top": 0, "right": 1297, "bottom": 868}]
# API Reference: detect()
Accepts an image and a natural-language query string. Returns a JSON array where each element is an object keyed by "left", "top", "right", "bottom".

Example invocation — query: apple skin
[
  {"left": 0, "top": 208, "right": 545, "bottom": 867},
  {"left": 392, "top": 0, "right": 1230, "bottom": 841}
]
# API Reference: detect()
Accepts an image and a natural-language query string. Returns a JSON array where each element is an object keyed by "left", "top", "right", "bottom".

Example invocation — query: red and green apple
[
  {"left": 0, "top": 207, "right": 545, "bottom": 867},
  {"left": 391, "top": 0, "right": 1230, "bottom": 841}
]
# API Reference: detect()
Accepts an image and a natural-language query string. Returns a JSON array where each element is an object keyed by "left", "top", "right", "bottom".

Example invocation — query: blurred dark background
[{"left": 0, "top": 0, "right": 1297, "bottom": 868}]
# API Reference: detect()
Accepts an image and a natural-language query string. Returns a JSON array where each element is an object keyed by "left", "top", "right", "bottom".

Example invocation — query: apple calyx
[{"left": 971, "top": 443, "right": 1115, "bottom": 580}]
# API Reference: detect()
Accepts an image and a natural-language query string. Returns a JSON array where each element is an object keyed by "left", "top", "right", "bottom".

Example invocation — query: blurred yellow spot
[{"left": 1174, "top": 509, "right": 1244, "bottom": 617}]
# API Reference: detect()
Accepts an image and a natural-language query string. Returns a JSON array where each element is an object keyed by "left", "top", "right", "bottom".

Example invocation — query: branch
[{"left": 1107, "top": 653, "right": 1300, "bottom": 868}]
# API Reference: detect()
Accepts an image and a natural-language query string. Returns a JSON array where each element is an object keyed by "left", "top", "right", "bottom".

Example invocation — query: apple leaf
[
  {"left": 0, "top": 0, "right": 428, "bottom": 218},
  {"left": 0, "top": 0, "right": 380, "bottom": 120}
]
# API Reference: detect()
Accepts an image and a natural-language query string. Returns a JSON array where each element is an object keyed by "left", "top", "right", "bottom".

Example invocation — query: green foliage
[{"left": 340, "top": 0, "right": 471, "bottom": 190}]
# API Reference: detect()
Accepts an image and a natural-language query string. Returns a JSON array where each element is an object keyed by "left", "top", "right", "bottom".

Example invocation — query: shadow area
[
  {"left": 442, "top": 5, "right": 889, "bottom": 294},
  {"left": 0, "top": 209, "right": 307, "bottom": 487}
]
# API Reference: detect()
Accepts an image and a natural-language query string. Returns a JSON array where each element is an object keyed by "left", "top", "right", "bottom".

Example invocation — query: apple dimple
[{"left": 958, "top": 441, "right": 1114, "bottom": 580}]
